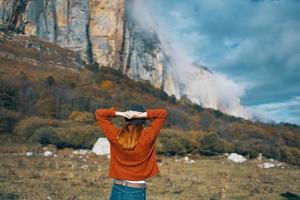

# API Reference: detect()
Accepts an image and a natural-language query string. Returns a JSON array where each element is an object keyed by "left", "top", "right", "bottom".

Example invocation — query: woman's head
[
  {"left": 116, "top": 104, "right": 146, "bottom": 150},
  {"left": 124, "top": 104, "right": 146, "bottom": 126}
]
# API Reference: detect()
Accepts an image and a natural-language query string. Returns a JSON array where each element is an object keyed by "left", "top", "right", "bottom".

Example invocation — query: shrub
[
  {"left": 197, "top": 133, "right": 234, "bottom": 154},
  {"left": 45, "top": 76, "right": 56, "bottom": 86},
  {"left": 212, "top": 139, "right": 235, "bottom": 153},
  {"left": 13, "top": 117, "right": 53, "bottom": 139},
  {"left": 30, "top": 127, "right": 61, "bottom": 146},
  {"left": 55, "top": 124, "right": 101, "bottom": 149},
  {"left": 199, "top": 110, "right": 215, "bottom": 131},
  {"left": 280, "top": 147, "right": 300, "bottom": 165},
  {"left": 163, "top": 137, "right": 186, "bottom": 156},
  {"left": 69, "top": 111, "right": 93, "bottom": 123},
  {"left": 0, "top": 109, "right": 20, "bottom": 134},
  {"left": 100, "top": 80, "right": 113, "bottom": 91},
  {"left": 255, "top": 144, "right": 281, "bottom": 160},
  {"left": 14, "top": 117, "right": 101, "bottom": 149},
  {"left": 166, "top": 108, "right": 192, "bottom": 130},
  {"left": 234, "top": 142, "right": 258, "bottom": 158},
  {"left": 155, "top": 139, "right": 165, "bottom": 154},
  {"left": 198, "top": 133, "right": 218, "bottom": 149},
  {"left": 33, "top": 95, "right": 56, "bottom": 118},
  {"left": 168, "top": 95, "right": 176, "bottom": 104},
  {"left": 179, "top": 135, "right": 195, "bottom": 153}
]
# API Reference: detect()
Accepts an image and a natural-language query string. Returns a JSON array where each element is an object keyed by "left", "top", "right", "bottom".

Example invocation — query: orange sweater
[{"left": 95, "top": 107, "right": 168, "bottom": 181}]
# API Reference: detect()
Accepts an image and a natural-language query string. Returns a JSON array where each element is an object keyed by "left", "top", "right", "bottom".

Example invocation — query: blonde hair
[{"left": 116, "top": 124, "right": 144, "bottom": 150}]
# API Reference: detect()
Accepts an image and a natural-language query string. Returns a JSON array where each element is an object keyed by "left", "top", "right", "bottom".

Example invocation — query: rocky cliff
[
  {"left": 0, "top": 0, "right": 175, "bottom": 93},
  {"left": 0, "top": 0, "right": 124, "bottom": 68},
  {"left": 0, "top": 0, "right": 249, "bottom": 118}
]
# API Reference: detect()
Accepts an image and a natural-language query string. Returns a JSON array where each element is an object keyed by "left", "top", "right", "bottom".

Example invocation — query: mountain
[{"left": 0, "top": 0, "right": 249, "bottom": 119}]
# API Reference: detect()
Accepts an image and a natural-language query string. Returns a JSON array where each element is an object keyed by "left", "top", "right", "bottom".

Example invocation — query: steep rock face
[
  {"left": 120, "top": 0, "right": 181, "bottom": 97},
  {"left": 0, "top": 0, "right": 176, "bottom": 96},
  {"left": 121, "top": 8, "right": 170, "bottom": 92},
  {"left": 0, "top": 0, "right": 124, "bottom": 68}
]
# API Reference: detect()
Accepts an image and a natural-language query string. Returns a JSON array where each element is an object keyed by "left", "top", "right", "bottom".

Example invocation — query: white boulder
[
  {"left": 26, "top": 152, "right": 33, "bottom": 156},
  {"left": 258, "top": 162, "right": 275, "bottom": 169},
  {"left": 92, "top": 137, "right": 110, "bottom": 155},
  {"left": 44, "top": 151, "right": 53, "bottom": 157},
  {"left": 227, "top": 153, "right": 247, "bottom": 163}
]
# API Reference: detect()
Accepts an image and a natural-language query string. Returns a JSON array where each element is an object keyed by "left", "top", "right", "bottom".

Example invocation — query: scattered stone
[
  {"left": 72, "top": 149, "right": 91, "bottom": 155},
  {"left": 227, "top": 153, "right": 247, "bottom": 163},
  {"left": 257, "top": 158, "right": 285, "bottom": 169},
  {"left": 44, "top": 151, "right": 53, "bottom": 157},
  {"left": 258, "top": 162, "right": 275, "bottom": 169},
  {"left": 188, "top": 160, "right": 195, "bottom": 164},
  {"left": 184, "top": 156, "right": 189, "bottom": 161},
  {"left": 257, "top": 153, "right": 263, "bottom": 161},
  {"left": 26, "top": 152, "right": 33, "bottom": 156},
  {"left": 174, "top": 156, "right": 195, "bottom": 164},
  {"left": 80, "top": 164, "right": 89, "bottom": 170}
]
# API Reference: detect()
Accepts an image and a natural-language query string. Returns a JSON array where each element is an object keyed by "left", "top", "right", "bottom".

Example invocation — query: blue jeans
[{"left": 109, "top": 183, "right": 146, "bottom": 200}]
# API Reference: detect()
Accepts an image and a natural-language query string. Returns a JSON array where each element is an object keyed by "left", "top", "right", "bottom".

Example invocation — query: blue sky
[{"left": 145, "top": 0, "right": 300, "bottom": 125}]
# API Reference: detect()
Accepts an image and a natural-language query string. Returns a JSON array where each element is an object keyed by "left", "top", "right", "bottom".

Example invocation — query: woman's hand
[
  {"left": 125, "top": 110, "right": 147, "bottom": 119},
  {"left": 115, "top": 110, "right": 147, "bottom": 119},
  {"left": 124, "top": 110, "right": 142, "bottom": 119}
]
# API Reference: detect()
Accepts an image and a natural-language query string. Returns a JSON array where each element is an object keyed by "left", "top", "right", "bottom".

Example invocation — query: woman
[{"left": 94, "top": 104, "right": 168, "bottom": 200}]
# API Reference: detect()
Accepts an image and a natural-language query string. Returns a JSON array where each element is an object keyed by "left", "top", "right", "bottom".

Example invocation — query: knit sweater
[{"left": 94, "top": 107, "right": 168, "bottom": 181}]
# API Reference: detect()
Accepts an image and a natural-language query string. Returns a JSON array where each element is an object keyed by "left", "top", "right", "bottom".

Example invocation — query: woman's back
[{"left": 94, "top": 107, "right": 168, "bottom": 181}]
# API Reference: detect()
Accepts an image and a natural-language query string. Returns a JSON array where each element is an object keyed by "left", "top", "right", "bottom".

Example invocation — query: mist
[{"left": 127, "top": 0, "right": 251, "bottom": 119}]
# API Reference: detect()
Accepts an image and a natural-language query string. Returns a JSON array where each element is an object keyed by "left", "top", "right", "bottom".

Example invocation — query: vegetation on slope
[{"left": 0, "top": 35, "right": 299, "bottom": 165}]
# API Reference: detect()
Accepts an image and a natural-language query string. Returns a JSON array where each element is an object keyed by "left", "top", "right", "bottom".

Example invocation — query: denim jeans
[{"left": 109, "top": 183, "right": 146, "bottom": 200}]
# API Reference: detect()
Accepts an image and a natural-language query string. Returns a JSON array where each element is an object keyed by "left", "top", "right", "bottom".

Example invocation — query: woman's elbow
[
  {"left": 94, "top": 109, "right": 104, "bottom": 119},
  {"left": 161, "top": 108, "right": 168, "bottom": 118}
]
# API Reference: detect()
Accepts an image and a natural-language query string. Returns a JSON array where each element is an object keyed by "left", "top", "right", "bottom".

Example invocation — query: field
[{"left": 0, "top": 143, "right": 299, "bottom": 200}]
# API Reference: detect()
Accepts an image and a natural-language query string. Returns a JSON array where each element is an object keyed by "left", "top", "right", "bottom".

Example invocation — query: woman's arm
[
  {"left": 95, "top": 107, "right": 121, "bottom": 142},
  {"left": 144, "top": 108, "right": 168, "bottom": 143},
  {"left": 115, "top": 111, "right": 126, "bottom": 117}
]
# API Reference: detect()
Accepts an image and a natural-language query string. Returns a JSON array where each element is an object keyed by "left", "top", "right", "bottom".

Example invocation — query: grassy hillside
[{"left": 0, "top": 34, "right": 300, "bottom": 165}]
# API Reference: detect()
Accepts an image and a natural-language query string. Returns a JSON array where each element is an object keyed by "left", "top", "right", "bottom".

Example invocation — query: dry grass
[{"left": 0, "top": 143, "right": 299, "bottom": 200}]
